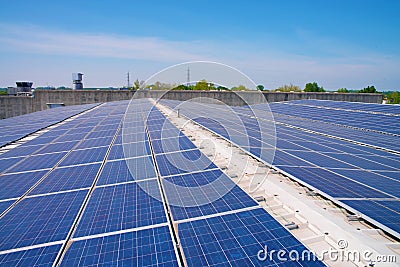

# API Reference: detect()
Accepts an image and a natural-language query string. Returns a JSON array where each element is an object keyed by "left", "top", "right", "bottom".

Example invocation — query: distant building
[
  {"left": 7, "top": 82, "right": 33, "bottom": 96},
  {"left": 72, "top": 73, "right": 83, "bottom": 90}
]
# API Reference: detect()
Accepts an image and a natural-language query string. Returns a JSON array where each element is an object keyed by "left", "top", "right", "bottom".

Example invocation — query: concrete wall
[
  {"left": 33, "top": 90, "right": 135, "bottom": 111},
  {"left": 0, "top": 90, "right": 384, "bottom": 119},
  {"left": 130, "top": 90, "right": 384, "bottom": 105},
  {"left": 0, "top": 96, "right": 33, "bottom": 119},
  {"left": 263, "top": 92, "right": 383, "bottom": 103}
]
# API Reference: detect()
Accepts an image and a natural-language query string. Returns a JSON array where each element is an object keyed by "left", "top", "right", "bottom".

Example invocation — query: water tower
[{"left": 72, "top": 73, "right": 83, "bottom": 90}]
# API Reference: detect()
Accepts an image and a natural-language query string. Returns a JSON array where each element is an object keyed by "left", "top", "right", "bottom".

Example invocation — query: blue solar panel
[
  {"left": 97, "top": 157, "right": 157, "bottom": 185},
  {"left": 178, "top": 208, "right": 325, "bottom": 266},
  {"left": 270, "top": 101, "right": 400, "bottom": 135},
  {"left": 35, "top": 141, "right": 78, "bottom": 154},
  {"left": 278, "top": 166, "right": 391, "bottom": 199},
  {"left": 286, "top": 151, "right": 355, "bottom": 169},
  {"left": 165, "top": 99, "right": 400, "bottom": 239},
  {"left": 156, "top": 149, "right": 217, "bottom": 177},
  {"left": 330, "top": 169, "right": 400, "bottom": 198},
  {"left": 287, "top": 100, "right": 400, "bottom": 115},
  {"left": 148, "top": 128, "right": 182, "bottom": 140},
  {"left": 94, "top": 124, "right": 120, "bottom": 133},
  {"left": 61, "top": 226, "right": 178, "bottom": 267},
  {"left": 0, "top": 244, "right": 61, "bottom": 267},
  {"left": 29, "top": 163, "right": 101, "bottom": 195},
  {"left": 55, "top": 132, "right": 90, "bottom": 143},
  {"left": 273, "top": 150, "right": 313, "bottom": 167},
  {"left": 0, "top": 190, "right": 87, "bottom": 251},
  {"left": 0, "top": 103, "right": 98, "bottom": 147},
  {"left": 374, "top": 171, "right": 400, "bottom": 181},
  {"left": 59, "top": 147, "right": 108, "bottom": 167},
  {"left": 0, "top": 157, "right": 25, "bottom": 173},
  {"left": 74, "top": 180, "right": 166, "bottom": 238},
  {"left": 363, "top": 155, "right": 400, "bottom": 171},
  {"left": 0, "top": 145, "right": 43, "bottom": 159},
  {"left": 0, "top": 200, "right": 15, "bottom": 214},
  {"left": 151, "top": 136, "right": 197, "bottom": 154},
  {"left": 323, "top": 153, "right": 398, "bottom": 171},
  {"left": 375, "top": 200, "right": 400, "bottom": 213},
  {"left": 341, "top": 200, "right": 400, "bottom": 235},
  {"left": 163, "top": 169, "right": 258, "bottom": 221},
  {"left": 86, "top": 129, "right": 118, "bottom": 139},
  {"left": 108, "top": 142, "right": 152, "bottom": 160},
  {"left": 0, "top": 170, "right": 47, "bottom": 199},
  {"left": 26, "top": 136, "right": 63, "bottom": 146},
  {"left": 6, "top": 152, "right": 67, "bottom": 173},
  {"left": 76, "top": 136, "right": 114, "bottom": 149}
]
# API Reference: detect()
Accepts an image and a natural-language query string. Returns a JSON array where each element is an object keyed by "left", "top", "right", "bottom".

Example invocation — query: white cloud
[
  {"left": 0, "top": 23, "right": 398, "bottom": 90},
  {"left": 0, "top": 24, "right": 213, "bottom": 62}
]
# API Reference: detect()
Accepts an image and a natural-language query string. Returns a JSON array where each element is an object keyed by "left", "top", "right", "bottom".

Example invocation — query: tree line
[{"left": 136, "top": 79, "right": 400, "bottom": 104}]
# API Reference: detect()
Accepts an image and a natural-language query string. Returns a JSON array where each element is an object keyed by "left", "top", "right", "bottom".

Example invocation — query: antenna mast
[
  {"left": 186, "top": 66, "right": 190, "bottom": 86},
  {"left": 127, "top": 72, "right": 130, "bottom": 88}
]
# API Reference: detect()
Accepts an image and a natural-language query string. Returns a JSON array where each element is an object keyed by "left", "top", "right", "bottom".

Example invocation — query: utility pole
[
  {"left": 127, "top": 72, "right": 130, "bottom": 89},
  {"left": 187, "top": 66, "right": 190, "bottom": 86}
]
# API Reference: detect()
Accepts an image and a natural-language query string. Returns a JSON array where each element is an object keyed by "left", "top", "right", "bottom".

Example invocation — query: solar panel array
[
  {"left": 0, "top": 103, "right": 99, "bottom": 147},
  {"left": 0, "top": 101, "right": 179, "bottom": 266},
  {"left": 161, "top": 99, "right": 400, "bottom": 239},
  {"left": 287, "top": 99, "right": 400, "bottom": 115},
  {"left": 0, "top": 99, "right": 324, "bottom": 266},
  {"left": 136, "top": 100, "right": 323, "bottom": 266}
]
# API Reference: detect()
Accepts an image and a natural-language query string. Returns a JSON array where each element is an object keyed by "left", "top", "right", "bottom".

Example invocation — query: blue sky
[{"left": 0, "top": 0, "right": 399, "bottom": 90}]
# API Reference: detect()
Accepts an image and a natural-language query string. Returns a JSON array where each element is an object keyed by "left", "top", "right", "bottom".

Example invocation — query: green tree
[
  {"left": 193, "top": 80, "right": 215, "bottom": 90},
  {"left": 194, "top": 80, "right": 209, "bottom": 90},
  {"left": 172, "top": 84, "right": 191, "bottom": 90},
  {"left": 231, "top": 85, "right": 250, "bottom": 91},
  {"left": 359, "top": 85, "right": 377, "bottom": 93},
  {"left": 133, "top": 79, "right": 144, "bottom": 90},
  {"left": 275, "top": 84, "right": 301, "bottom": 92},
  {"left": 257, "top": 85, "right": 265, "bottom": 91},
  {"left": 387, "top": 91, "right": 400, "bottom": 104},
  {"left": 304, "top": 82, "right": 325, "bottom": 92},
  {"left": 149, "top": 81, "right": 175, "bottom": 90},
  {"left": 337, "top": 88, "right": 349, "bottom": 93},
  {"left": 216, "top": 86, "right": 228, "bottom": 91}
]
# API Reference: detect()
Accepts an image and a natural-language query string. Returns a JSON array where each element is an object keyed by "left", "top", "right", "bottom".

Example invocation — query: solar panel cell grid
[
  {"left": 156, "top": 150, "right": 217, "bottom": 177},
  {"left": 151, "top": 136, "right": 197, "bottom": 154},
  {"left": 0, "top": 170, "right": 47, "bottom": 199},
  {"left": 0, "top": 244, "right": 62, "bottom": 267},
  {"left": 59, "top": 147, "right": 108, "bottom": 167},
  {"left": 0, "top": 145, "right": 44, "bottom": 159},
  {"left": 0, "top": 200, "right": 15, "bottom": 214},
  {"left": 74, "top": 180, "right": 166, "bottom": 238},
  {"left": 6, "top": 152, "right": 67, "bottom": 173},
  {"left": 341, "top": 200, "right": 400, "bottom": 235},
  {"left": 97, "top": 157, "right": 157, "bottom": 185},
  {"left": 0, "top": 157, "right": 25, "bottom": 173},
  {"left": 108, "top": 142, "right": 152, "bottom": 160},
  {"left": 278, "top": 166, "right": 391, "bottom": 199},
  {"left": 29, "top": 163, "right": 101, "bottom": 195},
  {"left": 178, "top": 208, "right": 324, "bottom": 266},
  {"left": 62, "top": 226, "right": 178, "bottom": 267},
  {"left": 0, "top": 103, "right": 98, "bottom": 147},
  {"left": 76, "top": 136, "right": 114, "bottom": 150},
  {"left": 34, "top": 141, "right": 79, "bottom": 154},
  {"left": 163, "top": 169, "right": 258, "bottom": 221},
  {"left": 160, "top": 99, "right": 400, "bottom": 237},
  {"left": 0, "top": 190, "right": 87, "bottom": 251}
]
